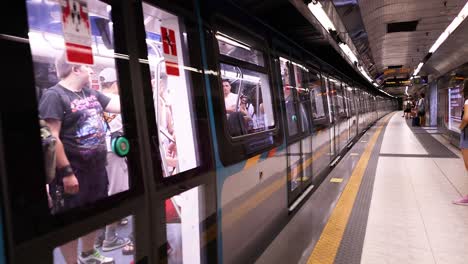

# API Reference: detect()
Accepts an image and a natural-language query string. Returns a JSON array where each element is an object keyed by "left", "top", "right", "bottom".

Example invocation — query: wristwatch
[{"left": 57, "top": 165, "right": 74, "bottom": 178}]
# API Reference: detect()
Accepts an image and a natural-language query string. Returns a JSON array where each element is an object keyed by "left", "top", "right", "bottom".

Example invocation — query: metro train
[{"left": 0, "top": 0, "right": 397, "bottom": 263}]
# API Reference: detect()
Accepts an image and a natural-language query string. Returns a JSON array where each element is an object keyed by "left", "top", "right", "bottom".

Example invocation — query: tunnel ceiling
[{"left": 357, "top": 0, "right": 466, "bottom": 96}]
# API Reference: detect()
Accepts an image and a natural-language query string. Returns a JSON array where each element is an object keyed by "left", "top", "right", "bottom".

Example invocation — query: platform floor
[{"left": 257, "top": 112, "right": 468, "bottom": 264}]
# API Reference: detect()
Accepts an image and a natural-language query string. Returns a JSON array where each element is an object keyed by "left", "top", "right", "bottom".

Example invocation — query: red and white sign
[
  {"left": 161, "top": 26, "right": 180, "bottom": 76},
  {"left": 61, "top": 0, "right": 94, "bottom": 65}
]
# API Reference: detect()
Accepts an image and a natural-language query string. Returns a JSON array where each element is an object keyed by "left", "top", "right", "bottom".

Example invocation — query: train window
[
  {"left": 53, "top": 214, "right": 135, "bottom": 263},
  {"left": 308, "top": 72, "right": 326, "bottom": 120},
  {"left": 216, "top": 33, "right": 265, "bottom": 67},
  {"left": 164, "top": 186, "right": 203, "bottom": 264},
  {"left": 280, "top": 58, "right": 299, "bottom": 136},
  {"left": 26, "top": 0, "right": 130, "bottom": 214},
  {"left": 220, "top": 63, "right": 275, "bottom": 136},
  {"left": 294, "top": 65, "right": 310, "bottom": 133},
  {"left": 142, "top": 3, "right": 200, "bottom": 177}
]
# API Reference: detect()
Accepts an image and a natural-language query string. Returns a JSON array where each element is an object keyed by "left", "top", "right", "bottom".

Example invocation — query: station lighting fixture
[
  {"left": 413, "top": 62, "right": 424, "bottom": 76},
  {"left": 411, "top": 1, "right": 468, "bottom": 77},
  {"left": 429, "top": 2, "right": 468, "bottom": 53},
  {"left": 308, "top": 1, "right": 380, "bottom": 89},
  {"left": 308, "top": 1, "right": 336, "bottom": 31}
]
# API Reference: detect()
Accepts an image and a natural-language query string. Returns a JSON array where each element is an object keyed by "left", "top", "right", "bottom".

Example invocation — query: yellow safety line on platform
[{"left": 307, "top": 113, "right": 393, "bottom": 264}]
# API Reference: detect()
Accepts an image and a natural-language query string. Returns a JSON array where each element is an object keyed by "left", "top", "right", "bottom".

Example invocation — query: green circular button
[{"left": 113, "top": 136, "right": 130, "bottom": 157}]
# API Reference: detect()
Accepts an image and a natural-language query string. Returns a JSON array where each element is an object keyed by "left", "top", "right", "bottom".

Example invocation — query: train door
[
  {"left": 348, "top": 86, "right": 357, "bottom": 140},
  {"left": 139, "top": 2, "right": 216, "bottom": 264},
  {"left": 323, "top": 76, "right": 336, "bottom": 160},
  {"left": 308, "top": 70, "right": 332, "bottom": 180},
  {"left": 327, "top": 78, "right": 347, "bottom": 156},
  {"left": 3, "top": 1, "right": 148, "bottom": 263},
  {"left": 2, "top": 1, "right": 215, "bottom": 263},
  {"left": 279, "top": 58, "right": 313, "bottom": 204}
]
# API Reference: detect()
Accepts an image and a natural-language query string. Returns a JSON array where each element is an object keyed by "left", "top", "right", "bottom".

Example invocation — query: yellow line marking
[
  {"left": 307, "top": 114, "right": 393, "bottom": 264},
  {"left": 330, "top": 178, "right": 343, "bottom": 183},
  {"left": 244, "top": 154, "right": 261, "bottom": 170}
]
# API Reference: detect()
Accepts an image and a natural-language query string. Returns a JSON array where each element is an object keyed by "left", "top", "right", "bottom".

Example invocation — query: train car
[{"left": 0, "top": 0, "right": 396, "bottom": 263}]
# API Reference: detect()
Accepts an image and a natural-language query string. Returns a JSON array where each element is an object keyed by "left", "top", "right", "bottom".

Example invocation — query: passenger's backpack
[{"left": 39, "top": 120, "right": 57, "bottom": 184}]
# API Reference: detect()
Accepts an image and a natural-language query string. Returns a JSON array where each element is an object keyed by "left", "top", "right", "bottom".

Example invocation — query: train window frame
[
  {"left": 277, "top": 55, "right": 314, "bottom": 143},
  {"left": 137, "top": 1, "right": 214, "bottom": 189},
  {"left": 1, "top": 0, "right": 149, "bottom": 244},
  {"left": 209, "top": 17, "right": 283, "bottom": 166}
]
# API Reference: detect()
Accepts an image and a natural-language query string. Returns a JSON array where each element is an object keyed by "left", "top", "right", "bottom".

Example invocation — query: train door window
[
  {"left": 309, "top": 72, "right": 326, "bottom": 122},
  {"left": 280, "top": 57, "right": 299, "bottom": 136},
  {"left": 292, "top": 64, "right": 311, "bottom": 134},
  {"left": 26, "top": 0, "right": 132, "bottom": 214},
  {"left": 53, "top": 214, "right": 136, "bottom": 263},
  {"left": 216, "top": 34, "right": 275, "bottom": 137},
  {"left": 141, "top": 3, "right": 200, "bottom": 177},
  {"left": 164, "top": 185, "right": 205, "bottom": 264}
]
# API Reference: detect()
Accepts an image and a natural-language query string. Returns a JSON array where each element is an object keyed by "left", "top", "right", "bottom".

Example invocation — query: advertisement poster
[
  {"left": 61, "top": 0, "right": 94, "bottom": 65},
  {"left": 448, "top": 85, "right": 463, "bottom": 132}
]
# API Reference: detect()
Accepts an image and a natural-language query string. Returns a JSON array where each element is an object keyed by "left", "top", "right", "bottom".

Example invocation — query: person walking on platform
[
  {"left": 455, "top": 89, "right": 468, "bottom": 206},
  {"left": 417, "top": 93, "right": 426, "bottom": 126}
]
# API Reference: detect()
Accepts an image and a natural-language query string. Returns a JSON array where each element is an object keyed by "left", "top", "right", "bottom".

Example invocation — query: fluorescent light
[
  {"left": 307, "top": 2, "right": 336, "bottom": 31},
  {"left": 339, "top": 43, "right": 358, "bottom": 64},
  {"left": 429, "top": 1, "right": 468, "bottom": 53},
  {"left": 405, "top": 86, "right": 409, "bottom": 96},
  {"left": 216, "top": 33, "right": 251, "bottom": 51},
  {"left": 414, "top": 62, "right": 424, "bottom": 76}
]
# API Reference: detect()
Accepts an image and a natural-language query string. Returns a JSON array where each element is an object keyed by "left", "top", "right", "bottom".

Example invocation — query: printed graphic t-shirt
[{"left": 39, "top": 84, "right": 111, "bottom": 159}]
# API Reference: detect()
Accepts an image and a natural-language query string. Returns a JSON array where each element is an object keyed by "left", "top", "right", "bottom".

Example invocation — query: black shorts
[
  {"left": 51, "top": 153, "right": 108, "bottom": 212},
  {"left": 404, "top": 109, "right": 410, "bottom": 113}
]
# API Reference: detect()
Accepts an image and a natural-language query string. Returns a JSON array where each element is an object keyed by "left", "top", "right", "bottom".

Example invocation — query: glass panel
[
  {"left": 220, "top": 63, "right": 275, "bottom": 136},
  {"left": 280, "top": 58, "right": 299, "bottom": 136},
  {"left": 449, "top": 85, "right": 463, "bottom": 132},
  {"left": 53, "top": 214, "right": 135, "bottom": 263},
  {"left": 288, "top": 142, "right": 301, "bottom": 191},
  {"left": 165, "top": 186, "right": 203, "bottom": 264},
  {"left": 216, "top": 33, "right": 264, "bottom": 67},
  {"left": 308, "top": 72, "right": 326, "bottom": 121},
  {"left": 27, "top": 0, "right": 130, "bottom": 214},
  {"left": 142, "top": 3, "right": 200, "bottom": 177}
]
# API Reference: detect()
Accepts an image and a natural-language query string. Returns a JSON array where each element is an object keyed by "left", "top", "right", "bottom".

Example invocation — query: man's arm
[
  {"left": 46, "top": 119, "right": 79, "bottom": 194},
  {"left": 104, "top": 94, "right": 121, "bottom": 113}
]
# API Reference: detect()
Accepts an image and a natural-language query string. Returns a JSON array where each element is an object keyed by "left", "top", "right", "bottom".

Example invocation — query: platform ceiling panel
[{"left": 359, "top": 0, "right": 465, "bottom": 75}]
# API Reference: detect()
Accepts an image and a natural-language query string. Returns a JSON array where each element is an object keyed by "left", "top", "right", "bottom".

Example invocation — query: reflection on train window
[
  {"left": 26, "top": 0, "right": 129, "bottom": 215},
  {"left": 142, "top": 3, "right": 200, "bottom": 177},
  {"left": 216, "top": 32, "right": 265, "bottom": 67},
  {"left": 165, "top": 186, "right": 203, "bottom": 264},
  {"left": 280, "top": 58, "right": 299, "bottom": 136},
  {"left": 294, "top": 65, "right": 310, "bottom": 133},
  {"left": 53, "top": 214, "right": 135, "bottom": 263},
  {"left": 308, "top": 72, "right": 326, "bottom": 120},
  {"left": 220, "top": 63, "right": 275, "bottom": 137}
]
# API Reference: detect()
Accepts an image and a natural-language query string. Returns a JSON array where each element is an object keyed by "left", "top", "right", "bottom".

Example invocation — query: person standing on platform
[
  {"left": 455, "top": 87, "right": 468, "bottom": 206},
  {"left": 417, "top": 93, "right": 426, "bottom": 126}
]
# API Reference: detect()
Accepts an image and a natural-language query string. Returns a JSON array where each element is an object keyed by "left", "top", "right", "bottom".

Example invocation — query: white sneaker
[{"left": 78, "top": 250, "right": 114, "bottom": 264}]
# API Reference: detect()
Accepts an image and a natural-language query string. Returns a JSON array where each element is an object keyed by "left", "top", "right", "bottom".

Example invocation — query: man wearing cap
[
  {"left": 39, "top": 53, "right": 121, "bottom": 264},
  {"left": 93, "top": 68, "right": 130, "bottom": 252}
]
